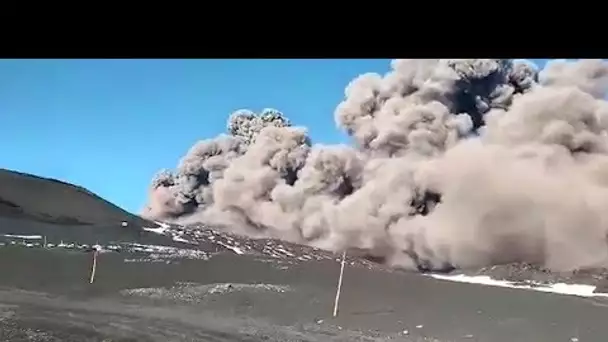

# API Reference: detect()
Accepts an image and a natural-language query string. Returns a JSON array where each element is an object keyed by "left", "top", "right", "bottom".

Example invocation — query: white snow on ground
[
  {"left": 429, "top": 273, "right": 608, "bottom": 298},
  {"left": 143, "top": 221, "right": 247, "bottom": 255},
  {"left": 216, "top": 241, "right": 245, "bottom": 255},
  {"left": 142, "top": 221, "right": 172, "bottom": 235},
  {"left": 1, "top": 234, "right": 42, "bottom": 240},
  {"left": 172, "top": 235, "right": 194, "bottom": 244},
  {"left": 139, "top": 222, "right": 356, "bottom": 265},
  {"left": 128, "top": 243, "right": 174, "bottom": 252},
  {"left": 144, "top": 221, "right": 199, "bottom": 245},
  {"left": 143, "top": 226, "right": 168, "bottom": 235},
  {"left": 125, "top": 243, "right": 209, "bottom": 260},
  {"left": 142, "top": 226, "right": 167, "bottom": 234},
  {"left": 155, "top": 221, "right": 171, "bottom": 229}
]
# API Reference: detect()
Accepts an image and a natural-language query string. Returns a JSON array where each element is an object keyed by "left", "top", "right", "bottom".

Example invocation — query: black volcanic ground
[{"left": 2, "top": 168, "right": 608, "bottom": 341}]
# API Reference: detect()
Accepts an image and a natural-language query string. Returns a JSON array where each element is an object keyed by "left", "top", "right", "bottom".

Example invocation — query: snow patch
[
  {"left": 125, "top": 243, "right": 209, "bottom": 260},
  {"left": 216, "top": 241, "right": 244, "bottom": 255},
  {"left": 143, "top": 226, "right": 167, "bottom": 235},
  {"left": 172, "top": 235, "right": 194, "bottom": 244},
  {"left": 155, "top": 221, "right": 171, "bottom": 229},
  {"left": 142, "top": 221, "right": 172, "bottom": 235},
  {"left": 1, "top": 234, "right": 42, "bottom": 240},
  {"left": 429, "top": 273, "right": 608, "bottom": 298}
]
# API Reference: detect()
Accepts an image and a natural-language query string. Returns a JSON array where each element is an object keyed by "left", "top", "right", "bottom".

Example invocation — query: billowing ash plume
[
  {"left": 228, "top": 108, "right": 292, "bottom": 144},
  {"left": 143, "top": 59, "right": 608, "bottom": 273}
]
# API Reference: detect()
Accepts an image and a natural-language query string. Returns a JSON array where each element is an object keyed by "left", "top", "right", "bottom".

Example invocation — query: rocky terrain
[
  {"left": 2, "top": 168, "right": 608, "bottom": 341},
  {"left": 141, "top": 222, "right": 608, "bottom": 294}
]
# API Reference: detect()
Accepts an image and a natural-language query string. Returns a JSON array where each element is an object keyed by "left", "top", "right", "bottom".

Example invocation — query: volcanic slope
[
  {"left": 4, "top": 227, "right": 608, "bottom": 342},
  {"left": 3, "top": 169, "right": 608, "bottom": 341},
  {"left": 0, "top": 168, "right": 151, "bottom": 227}
]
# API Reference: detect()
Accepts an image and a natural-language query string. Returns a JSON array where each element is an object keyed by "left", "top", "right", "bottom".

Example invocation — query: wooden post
[
  {"left": 333, "top": 250, "right": 347, "bottom": 317},
  {"left": 89, "top": 248, "right": 98, "bottom": 284}
]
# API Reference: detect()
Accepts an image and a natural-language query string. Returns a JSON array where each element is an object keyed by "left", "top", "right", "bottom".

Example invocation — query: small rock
[
  {"left": 416, "top": 325, "right": 423, "bottom": 329},
  {"left": 402, "top": 330, "right": 409, "bottom": 335}
]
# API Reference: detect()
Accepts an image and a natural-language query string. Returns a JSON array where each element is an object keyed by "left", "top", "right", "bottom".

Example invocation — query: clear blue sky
[{"left": 0, "top": 59, "right": 549, "bottom": 214}]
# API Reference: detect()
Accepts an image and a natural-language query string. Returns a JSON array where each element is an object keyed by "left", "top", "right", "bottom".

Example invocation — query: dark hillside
[{"left": 0, "top": 168, "right": 153, "bottom": 227}]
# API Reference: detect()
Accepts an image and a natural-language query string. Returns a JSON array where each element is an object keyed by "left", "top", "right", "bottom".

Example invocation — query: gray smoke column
[{"left": 143, "top": 59, "right": 608, "bottom": 273}]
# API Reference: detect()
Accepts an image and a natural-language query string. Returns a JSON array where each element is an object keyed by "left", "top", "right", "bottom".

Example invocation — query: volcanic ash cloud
[{"left": 143, "top": 59, "right": 608, "bottom": 273}]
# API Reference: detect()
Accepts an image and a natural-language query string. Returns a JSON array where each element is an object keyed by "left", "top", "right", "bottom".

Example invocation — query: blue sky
[{"left": 0, "top": 59, "right": 549, "bottom": 214}]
